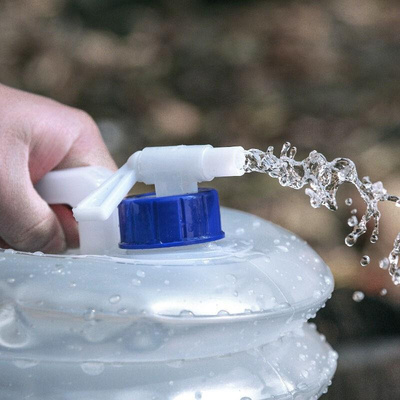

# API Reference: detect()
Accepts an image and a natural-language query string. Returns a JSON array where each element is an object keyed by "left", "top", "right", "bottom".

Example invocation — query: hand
[{"left": 0, "top": 84, "right": 117, "bottom": 253}]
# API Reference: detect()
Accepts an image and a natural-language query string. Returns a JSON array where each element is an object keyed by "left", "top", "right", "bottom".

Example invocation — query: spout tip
[{"left": 203, "top": 146, "right": 246, "bottom": 179}]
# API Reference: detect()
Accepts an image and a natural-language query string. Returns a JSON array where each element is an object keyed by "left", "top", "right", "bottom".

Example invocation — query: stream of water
[{"left": 244, "top": 142, "right": 400, "bottom": 286}]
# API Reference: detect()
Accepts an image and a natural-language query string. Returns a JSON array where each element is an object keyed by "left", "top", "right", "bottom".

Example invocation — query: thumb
[{"left": 0, "top": 146, "right": 66, "bottom": 253}]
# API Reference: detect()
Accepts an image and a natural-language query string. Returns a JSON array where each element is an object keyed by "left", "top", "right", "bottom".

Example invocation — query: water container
[{"left": 0, "top": 145, "right": 337, "bottom": 399}]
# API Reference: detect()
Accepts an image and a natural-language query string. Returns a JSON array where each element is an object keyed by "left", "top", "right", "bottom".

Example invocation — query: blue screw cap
[{"left": 118, "top": 188, "right": 225, "bottom": 249}]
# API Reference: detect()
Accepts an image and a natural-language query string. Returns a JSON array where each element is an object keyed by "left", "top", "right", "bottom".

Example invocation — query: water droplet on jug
[
  {"left": 277, "top": 245, "right": 289, "bottom": 252},
  {"left": 352, "top": 291, "right": 365, "bottom": 302},
  {"left": 324, "top": 276, "right": 332, "bottom": 285},
  {"left": 380, "top": 288, "right": 387, "bottom": 296},
  {"left": 313, "top": 290, "right": 322, "bottom": 299},
  {"left": 136, "top": 270, "right": 146, "bottom": 278},
  {"left": 179, "top": 310, "right": 194, "bottom": 318},
  {"left": 217, "top": 310, "right": 229, "bottom": 316},
  {"left": 109, "top": 295, "right": 121, "bottom": 304},
  {"left": 132, "top": 279, "right": 141, "bottom": 286},
  {"left": 12, "top": 359, "right": 39, "bottom": 369},
  {"left": 195, "top": 391, "right": 202, "bottom": 399},
  {"left": 396, "top": 200, "right": 400, "bottom": 208},
  {"left": 297, "top": 382, "right": 308, "bottom": 390},
  {"left": 360, "top": 255, "right": 370, "bottom": 266},
  {"left": 345, "top": 198, "right": 353, "bottom": 206},
  {"left": 351, "top": 208, "right": 357, "bottom": 215},
  {"left": 301, "top": 369, "right": 309, "bottom": 378},
  {"left": 83, "top": 309, "right": 96, "bottom": 321},
  {"left": 225, "top": 274, "right": 237, "bottom": 284},
  {"left": 81, "top": 362, "right": 105, "bottom": 376},
  {"left": 33, "top": 251, "right": 44, "bottom": 256},
  {"left": 164, "top": 280, "right": 170, "bottom": 286}
]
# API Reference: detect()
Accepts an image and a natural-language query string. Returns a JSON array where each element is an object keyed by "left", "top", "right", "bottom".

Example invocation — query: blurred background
[{"left": 0, "top": 0, "right": 399, "bottom": 398}]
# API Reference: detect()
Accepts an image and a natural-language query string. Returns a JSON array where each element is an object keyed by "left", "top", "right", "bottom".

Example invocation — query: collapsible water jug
[{"left": 0, "top": 145, "right": 337, "bottom": 399}]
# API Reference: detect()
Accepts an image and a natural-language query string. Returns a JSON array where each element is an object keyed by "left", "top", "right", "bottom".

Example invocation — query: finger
[
  {"left": 51, "top": 205, "right": 79, "bottom": 249},
  {"left": 0, "top": 146, "right": 66, "bottom": 253},
  {"left": 55, "top": 111, "right": 117, "bottom": 172}
]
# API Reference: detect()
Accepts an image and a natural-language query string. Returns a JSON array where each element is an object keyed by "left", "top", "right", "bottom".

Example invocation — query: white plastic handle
[{"left": 35, "top": 166, "right": 120, "bottom": 255}]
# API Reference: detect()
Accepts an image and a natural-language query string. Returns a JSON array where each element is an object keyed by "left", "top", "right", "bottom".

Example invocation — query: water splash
[{"left": 244, "top": 142, "right": 400, "bottom": 285}]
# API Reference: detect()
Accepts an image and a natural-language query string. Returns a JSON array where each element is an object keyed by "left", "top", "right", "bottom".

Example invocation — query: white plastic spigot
[
  {"left": 73, "top": 145, "right": 246, "bottom": 223},
  {"left": 37, "top": 145, "right": 246, "bottom": 255}
]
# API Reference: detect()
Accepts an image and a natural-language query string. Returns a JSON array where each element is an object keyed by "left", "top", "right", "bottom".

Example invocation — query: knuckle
[{"left": 74, "top": 110, "right": 100, "bottom": 136}]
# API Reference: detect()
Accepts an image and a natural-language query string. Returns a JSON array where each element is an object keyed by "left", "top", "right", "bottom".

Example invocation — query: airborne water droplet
[
  {"left": 345, "top": 234, "right": 356, "bottom": 247},
  {"left": 360, "top": 255, "right": 370, "bottom": 267},
  {"left": 345, "top": 198, "right": 353, "bottom": 206},
  {"left": 370, "top": 234, "right": 378, "bottom": 244},
  {"left": 352, "top": 291, "right": 365, "bottom": 302},
  {"left": 379, "top": 258, "right": 389, "bottom": 270},
  {"left": 380, "top": 288, "right": 387, "bottom": 296},
  {"left": 347, "top": 216, "right": 358, "bottom": 227}
]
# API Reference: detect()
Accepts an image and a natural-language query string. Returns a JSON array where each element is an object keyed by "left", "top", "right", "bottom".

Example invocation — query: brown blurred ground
[{"left": 1, "top": 0, "right": 400, "bottom": 398}]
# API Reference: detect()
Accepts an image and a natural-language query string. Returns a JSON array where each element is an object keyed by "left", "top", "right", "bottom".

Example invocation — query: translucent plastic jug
[{"left": 0, "top": 145, "right": 337, "bottom": 399}]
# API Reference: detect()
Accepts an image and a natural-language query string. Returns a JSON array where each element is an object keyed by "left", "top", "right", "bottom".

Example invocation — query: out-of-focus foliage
[
  {"left": 1, "top": 0, "right": 400, "bottom": 295},
  {"left": 2, "top": 1, "right": 400, "bottom": 398}
]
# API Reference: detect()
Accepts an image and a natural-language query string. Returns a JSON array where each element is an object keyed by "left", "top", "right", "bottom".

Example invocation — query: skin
[{"left": 0, "top": 84, "right": 117, "bottom": 253}]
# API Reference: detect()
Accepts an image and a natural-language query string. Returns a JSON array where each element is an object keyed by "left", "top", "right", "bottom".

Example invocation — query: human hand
[{"left": 0, "top": 84, "right": 116, "bottom": 253}]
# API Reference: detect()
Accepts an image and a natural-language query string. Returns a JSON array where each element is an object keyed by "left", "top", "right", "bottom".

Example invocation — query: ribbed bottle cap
[{"left": 118, "top": 188, "right": 225, "bottom": 249}]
